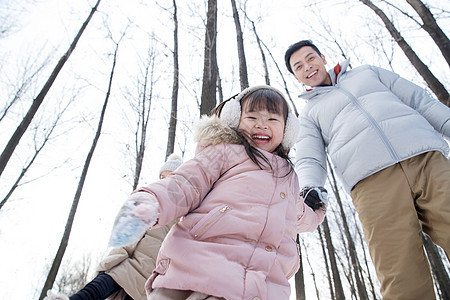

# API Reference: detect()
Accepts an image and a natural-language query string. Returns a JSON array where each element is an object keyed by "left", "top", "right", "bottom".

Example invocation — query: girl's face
[{"left": 238, "top": 100, "right": 285, "bottom": 153}]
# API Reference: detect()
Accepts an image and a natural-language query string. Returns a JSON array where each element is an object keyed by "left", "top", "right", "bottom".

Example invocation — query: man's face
[{"left": 289, "top": 46, "right": 331, "bottom": 87}]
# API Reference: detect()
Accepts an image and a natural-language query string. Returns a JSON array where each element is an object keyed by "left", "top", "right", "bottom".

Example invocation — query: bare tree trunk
[
  {"left": 166, "top": 0, "right": 179, "bottom": 159},
  {"left": 249, "top": 20, "right": 269, "bottom": 85},
  {"left": 301, "top": 238, "right": 321, "bottom": 299},
  {"left": 240, "top": 11, "right": 299, "bottom": 114},
  {"left": 200, "top": 0, "right": 218, "bottom": 116},
  {"left": 318, "top": 225, "right": 336, "bottom": 299},
  {"left": 353, "top": 214, "right": 379, "bottom": 299},
  {"left": 0, "top": 0, "right": 102, "bottom": 177},
  {"left": 132, "top": 47, "right": 156, "bottom": 190},
  {"left": 295, "top": 235, "right": 306, "bottom": 300},
  {"left": 422, "top": 232, "right": 450, "bottom": 299},
  {"left": 254, "top": 37, "right": 299, "bottom": 116},
  {"left": 359, "top": 0, "right": 450, "bottom": 106},
  {"left": 39, "top": 38, "right": 118, "bottom": 300},
  {"left": 216, "top": 60, "right": 223, "bottom": 103},
  {"left": 327, "top": 158, "right": 369, "bottom": 300},
  {"left": 323, "top": 217, "right": 346, "bottom": 299},
  {"left": 405, "top": 0, "right": 450, "bottom": 68},
  {"left": 52, "top": 255, "right": 92, "bottom": 295},
  {"left": 230, "top": 0, "right": 249, "bottom": 89}
]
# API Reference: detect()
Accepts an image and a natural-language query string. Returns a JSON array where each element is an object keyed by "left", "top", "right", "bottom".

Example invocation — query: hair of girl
[{"left": 211, "top": 88, "right": 294, "bottom": 176}]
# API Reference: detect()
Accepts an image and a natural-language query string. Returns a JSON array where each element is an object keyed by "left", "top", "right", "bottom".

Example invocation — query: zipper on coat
[
  {"left": 336, "top": 87, "right": 400, "bottom": 162},
  {"left": 191, "top": 205, "right": 231, "bottom": 239}
]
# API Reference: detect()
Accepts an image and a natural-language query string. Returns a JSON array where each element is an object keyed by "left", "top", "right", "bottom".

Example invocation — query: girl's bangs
[{"left": 242, "top": 89, "right": 289, "bottom": 119}]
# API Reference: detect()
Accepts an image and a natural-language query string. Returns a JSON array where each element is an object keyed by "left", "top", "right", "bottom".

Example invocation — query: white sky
[{"left": 0, "top": 0, "right": 449, "bottom": 299}]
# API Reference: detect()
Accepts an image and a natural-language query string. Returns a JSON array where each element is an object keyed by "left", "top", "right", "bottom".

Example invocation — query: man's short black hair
[{"left": 284, "top": 40, "right": 322, "bottom": 74}]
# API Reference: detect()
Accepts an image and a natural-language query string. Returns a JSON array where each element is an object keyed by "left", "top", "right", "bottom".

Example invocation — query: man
[{"left": 285, "top": 40, "right": 450, "bottom": 300}]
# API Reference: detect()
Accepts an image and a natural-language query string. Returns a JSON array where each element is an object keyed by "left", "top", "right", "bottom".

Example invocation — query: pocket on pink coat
[{"left": 189, "top": 205, "right": 231, "bottom": 240}]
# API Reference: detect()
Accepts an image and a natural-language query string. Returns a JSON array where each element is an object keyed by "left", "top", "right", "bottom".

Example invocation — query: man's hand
[{"left": 300, "top": 186, "right": 328, "bottom": 211}]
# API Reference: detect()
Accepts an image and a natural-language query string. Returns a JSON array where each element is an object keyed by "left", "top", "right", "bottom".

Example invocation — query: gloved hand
[
  {"left": 108, "top": 192, "right": 159, "bottom": 248},
  {"left": 300, "top": 186, "right": 328, "bottom": 211}
]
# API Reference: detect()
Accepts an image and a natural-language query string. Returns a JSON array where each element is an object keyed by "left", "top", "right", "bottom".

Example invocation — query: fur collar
[{"left": 194, "top": 115, "right": 243, "bottom": 146}]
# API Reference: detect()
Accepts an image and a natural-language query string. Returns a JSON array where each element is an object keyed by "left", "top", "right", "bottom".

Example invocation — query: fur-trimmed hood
[{"left": 194, "top": 115, "right": 243, "bottom": 147}]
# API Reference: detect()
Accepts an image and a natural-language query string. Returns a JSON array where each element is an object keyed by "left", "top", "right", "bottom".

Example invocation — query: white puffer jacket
[{"left": 295, "top": 59, "right": 450, "bottom": 193}]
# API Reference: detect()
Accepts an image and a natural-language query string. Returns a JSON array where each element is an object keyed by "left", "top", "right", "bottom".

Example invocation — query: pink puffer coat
[{"left": 137, "top": 116, "right": 325, "bottom": 300}]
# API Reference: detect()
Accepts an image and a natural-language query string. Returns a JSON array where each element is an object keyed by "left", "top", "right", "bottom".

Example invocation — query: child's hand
[
  {"left": 300, "top": 186, "right": 328, "bottom": 211},
  {"left": 108, "top": 192, "right": 159, "bottom": 247}
]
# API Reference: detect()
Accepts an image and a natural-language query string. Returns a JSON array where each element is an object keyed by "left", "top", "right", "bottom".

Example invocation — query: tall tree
[
  {"left": 322, "top": 217, "right": 346, "bottom": 299},
  {"left": 353, "top": 214, "right": 379, "bottom": 299},
  {"left": 301, "top": 238, "right": 321, "bottom": 299},
  {"left": 199, "top": 0, "right": 218, "bottom": 116},
  {"left": 328, "top": 158, "right": 369, "bottom": 300},
  {"left": 295, "top": 235, "right": 306, "bottom": 300},
  {"left": 39, "top": 36, "right": 119, "bottom": 300},
  {"left": 359, "top": 0, "right": 450, "bottom": 106},
  {"left": 166, "top": 0, "right": 180, "bottom": 159},
  {"left": 216, "top": 61, "right": 224, "bottom": 103},
  {"left": 129, "top": 45, "right": 157, "bottom": 191},
  {"left": 381, "top": 0, "right": 450, "bottom": 68},
  {"left": 249, "top": 20, "right": 269, "bottom": 85},
  {"left": 243, "top": 22, "right": 299, "bottom": 115},
  {"left": 318, "top": 226, "right": 336, "bottom": 299},
  {"left": 230, "top": 0, "right": 249, "bottom": 89},
  {"left": 0, "top": 0, "right": 102, "bottom": 177},
  {"left": 51, "top": 256, "right": 92, "bottom": 296}
]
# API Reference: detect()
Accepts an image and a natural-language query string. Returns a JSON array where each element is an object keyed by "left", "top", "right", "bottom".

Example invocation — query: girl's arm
[
  {"left": 108, "top": 192, "right": 160, "bottom": 247},
  {"left": 109, "top": 143, "right": 239, "bottom": 247},
  {"left": 296, "top": 195, "right": 327, "bottom": 233}
]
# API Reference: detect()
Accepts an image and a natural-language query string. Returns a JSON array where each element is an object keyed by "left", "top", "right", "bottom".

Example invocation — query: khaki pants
[
  {"left": 148, "top": 288, "right": 225, "bottom": 300},
  {"left": 351, "top": 151, "right": 450, "bottom": 300}
]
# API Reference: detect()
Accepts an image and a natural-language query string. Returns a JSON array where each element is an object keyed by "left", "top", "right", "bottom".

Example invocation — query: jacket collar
[
  {"left": 300, "top": 58, "right": 351, "bottom": 100},
  {"left": 328, "top": 58, "right": 350, "bottom": 86},
  {"left": 194, "top": 115, "right": 243, "bottom": 146}
]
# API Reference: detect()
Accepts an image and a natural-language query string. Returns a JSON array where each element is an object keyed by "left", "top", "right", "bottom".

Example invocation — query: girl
[{"left": 108, "top": 85, "right": 327, "bottom": 300}]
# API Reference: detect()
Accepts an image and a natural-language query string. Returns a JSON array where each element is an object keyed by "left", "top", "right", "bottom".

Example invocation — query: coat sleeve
[
  {"left": 137, "top": 143, "right": 236, "bottom": 227},
  {"left": 372, "top": 65, "right": 450, "bottom": 138},
  {"left": 295, "top": 113, "right": 328, "bottom": 189},
  {"left": 96, "top": 242, "right": 138, "bottom": 272},
  {"left": 296, "top": 195, "right": 326, "bottom": 233}
]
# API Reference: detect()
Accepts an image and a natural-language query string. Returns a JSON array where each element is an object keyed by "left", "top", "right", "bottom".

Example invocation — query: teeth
[
  {"left": 307, "top": 71, "right": 317, "bottom": 78},
  {"left": 253, "top": 135, "right": 269, "bottom": 140}
]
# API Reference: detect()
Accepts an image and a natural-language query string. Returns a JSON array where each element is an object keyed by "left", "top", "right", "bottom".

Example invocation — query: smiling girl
[{"left": 108, "top": 85, "right": 327, "bottom": 300}]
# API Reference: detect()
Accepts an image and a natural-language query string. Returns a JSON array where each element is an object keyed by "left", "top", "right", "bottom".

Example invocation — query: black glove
[{"left": 300, "top": 186, "right": 328, "bottom": 211}]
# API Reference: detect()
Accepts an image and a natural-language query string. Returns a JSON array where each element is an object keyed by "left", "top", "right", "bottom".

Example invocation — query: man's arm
[
  {"left": 295, "top": 114, "right": 328, "bottom": 189},
  {"left": 372, "top": 66, "right": 450, "bottom": 138}
]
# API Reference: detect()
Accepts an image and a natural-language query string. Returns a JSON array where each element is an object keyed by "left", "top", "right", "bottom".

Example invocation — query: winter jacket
[
  {"left": 134, "top": 116, "right": 325, "bottom": 300},
  {"left": 295, "top": 59, "right": 450, "bottom": 193},
  {"left": 96, "top": 222, "right": 176, "bottom": 300}
]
